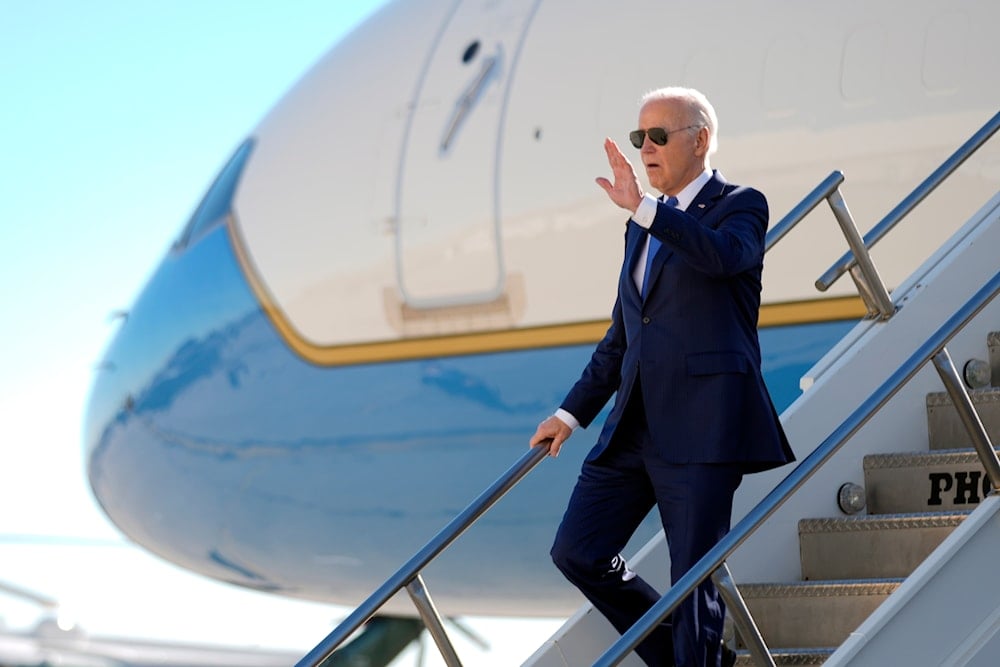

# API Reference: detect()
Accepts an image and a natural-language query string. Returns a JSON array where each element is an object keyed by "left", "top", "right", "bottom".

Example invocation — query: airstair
[
  {"left": 538, "top": 327, "right": 1000, "bottom": 666},
  {"left": 297, "top": 112, "right": 1000, "bottom": 666},
  {"left": 730, "top": 344, "right": 1000, "bottom": 665}
]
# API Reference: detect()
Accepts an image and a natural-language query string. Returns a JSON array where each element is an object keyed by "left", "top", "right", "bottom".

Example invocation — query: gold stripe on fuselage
[{"left": 227, "top": 218, "right": 865, "bottom": 366}]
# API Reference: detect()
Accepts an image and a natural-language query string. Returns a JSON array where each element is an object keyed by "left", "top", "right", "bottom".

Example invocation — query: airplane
[
  {"left": 0, "top": 577, "right": 304, "bottom": 667},
  {"left": 0, "top": 621, "right": 303, "bottom": 667},
  {"left": 82, "top": 0, "right": 1000, "bottom": 663}
]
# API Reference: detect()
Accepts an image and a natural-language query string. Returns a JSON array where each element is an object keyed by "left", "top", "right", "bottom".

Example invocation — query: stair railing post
[
  {"left": 711, "top": 563, "right": 775, "bottom": 667},
  {"left": 826, "top": 188, "right": 895, "bottom": 320},
  {"left": 406, "top": 574, "right": 464, "bottom": 667},
  {"left": 931, "top": 348, "right": 1000, "bottom": 490},
  {"left": 846, "top": 264, "right": 883, "bottom": 320}
]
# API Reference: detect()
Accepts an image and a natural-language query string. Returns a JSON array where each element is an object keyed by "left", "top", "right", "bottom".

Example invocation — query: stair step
[
  {"left": 798, "top": 512, "right": 968, "bottom": 580},
  {"left": 926, "top": 387, "right": 1000, "bottom": 450},
  {"left": 864, "top": 449, "right": 994, "bottom": 513},
  {"left": 734, "top": 647, "right": 835, "bottom": 665},
  {"left": 737, "top": 580, "right": 900, "bottom": 649}
]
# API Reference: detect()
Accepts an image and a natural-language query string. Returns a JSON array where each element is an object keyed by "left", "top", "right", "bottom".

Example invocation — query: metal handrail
[
  {"left": 764, "top": 170, "right": 844, "bottom": 252},
  {"left": 816, "top": 110, "right": 1000, "bottom": 292},
  {"left": 594, "top": 269, "right": 1000, "bottom": 666},
  {"left": 296, "top": 441, "right": 551, "bottom": 667},
  {"left": 764, "top": 169, "right": 895, "bottom": 319},
  {"left": 827, "top": 187, "right": 895, "bottom": 319}
]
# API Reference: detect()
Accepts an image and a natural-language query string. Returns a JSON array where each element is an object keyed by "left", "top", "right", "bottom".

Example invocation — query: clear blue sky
[{"left": 0, "top": 2, "right": 559, "bottom": 662}]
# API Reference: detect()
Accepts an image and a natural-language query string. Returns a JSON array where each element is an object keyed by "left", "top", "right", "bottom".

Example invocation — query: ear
[{"left": 693, "top": 126, "right": 710, "bottom": 157}]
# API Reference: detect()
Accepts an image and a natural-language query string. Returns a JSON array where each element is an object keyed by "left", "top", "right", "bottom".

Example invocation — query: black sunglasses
[{"left": 629, "top": 124, "right": 701, "bottom": 149}]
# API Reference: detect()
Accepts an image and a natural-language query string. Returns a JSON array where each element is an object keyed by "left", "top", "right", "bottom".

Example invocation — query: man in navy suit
[{"left": 530, "top": 87, "right": 793, "bottom": 667}]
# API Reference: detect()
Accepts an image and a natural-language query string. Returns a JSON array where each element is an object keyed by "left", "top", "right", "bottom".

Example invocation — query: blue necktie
[{"left": 641, "top": 196, "right": 678, "bottom": 299}]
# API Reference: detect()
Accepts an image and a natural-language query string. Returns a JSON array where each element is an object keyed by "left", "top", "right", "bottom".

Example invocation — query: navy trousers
[{"left": 550, "top": 389, "right": 742, "bottom": 667}]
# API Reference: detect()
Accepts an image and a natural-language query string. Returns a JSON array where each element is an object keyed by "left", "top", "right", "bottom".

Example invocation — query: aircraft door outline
[{"left": 393, "top": 0, "right": 542, "bottom": 311}]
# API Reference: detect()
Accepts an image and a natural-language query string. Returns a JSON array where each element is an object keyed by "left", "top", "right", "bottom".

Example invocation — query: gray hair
[{"left": 640, "top": 87, "right": 718, "bottom": 155}]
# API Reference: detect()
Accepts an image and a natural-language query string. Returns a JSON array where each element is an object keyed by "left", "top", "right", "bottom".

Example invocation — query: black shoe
[{"left": 721, "top": 643, "right": 737, "bottom": 667}]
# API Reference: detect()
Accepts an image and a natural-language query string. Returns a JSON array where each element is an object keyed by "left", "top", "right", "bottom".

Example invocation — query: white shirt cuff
[
  {"left": 554, "top": 408, "right": 580, "bottom": 431},
  {"left": 631, "top": 194, "right": 659, "bottom": 229}
]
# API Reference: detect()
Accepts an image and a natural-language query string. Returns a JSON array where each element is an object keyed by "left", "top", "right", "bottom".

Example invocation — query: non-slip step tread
[
  {"left": 799, "top": 512, "right": 967, "bottom": 579},
  {"left": 926, "top": 386, "right": 1000, "bottom": 406},
  {"left": 863, "top": 449, "right": 985, "bottom": 469},
  {"left": 736, "top": 579, "right": 891, "bottom": 649},
  {"left": 739, "top": 579, "right": 902, "bottom": 598},
  {"left": 734, "top": 648, "right": 834, "bottom": 665},
  {"left": 799, "top": 511, "right": 970, "bottom": 533}
]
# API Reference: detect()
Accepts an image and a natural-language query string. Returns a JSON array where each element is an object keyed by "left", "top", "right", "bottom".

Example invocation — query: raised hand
[{"left": 595, "top": 137, "right": 644, "bottom": 213}]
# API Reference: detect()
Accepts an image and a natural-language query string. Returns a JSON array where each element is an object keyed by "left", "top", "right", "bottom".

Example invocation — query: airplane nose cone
[{"left": 83, "top": 139, "right": 271, "bottom": 583}]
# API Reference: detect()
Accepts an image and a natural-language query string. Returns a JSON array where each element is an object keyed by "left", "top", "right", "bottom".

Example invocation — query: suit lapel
[
  {"left": 644, "top": 171, "right": 729, "bottom": 297},
  {"left": 624, "top": 223, "right": 645, "bottom": 302},
  {"left": 687, "top": 170, "right": 728, "bottom": 222}
]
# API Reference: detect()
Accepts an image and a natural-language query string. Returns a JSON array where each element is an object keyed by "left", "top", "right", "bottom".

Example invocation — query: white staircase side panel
[
  {"left": 524, "top": 189, "right": 1000, "bottom": 665},
  {"left": 524, "top": 609, "right": 645, "bottom": 667},
  {"left": 522, "top": 536, "right": 666, "bottom": 665},
  {"left": 826, "top": 495, "right": 1000, "bottom": 667}
]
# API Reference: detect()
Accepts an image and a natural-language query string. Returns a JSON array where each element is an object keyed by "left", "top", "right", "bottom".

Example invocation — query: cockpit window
[{"left": 175, "top": 138, "right": 255, "bottom": 248}]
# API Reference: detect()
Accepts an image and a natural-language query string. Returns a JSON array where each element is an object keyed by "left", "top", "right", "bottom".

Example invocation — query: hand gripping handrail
[
  {"left": 816, "top": 110, "right": 1000, "bottom": 293},
  {"left": 594, "top": 269, "right": 1000, "bottom": 666},
  {"left": 296, "top": 440, "right": 552, "bottom": 667}
]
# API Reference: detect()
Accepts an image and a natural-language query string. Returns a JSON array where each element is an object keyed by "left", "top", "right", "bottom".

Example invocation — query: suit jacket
[{"left": 561, "top": 171, "right": 793, "bottom": 472}]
